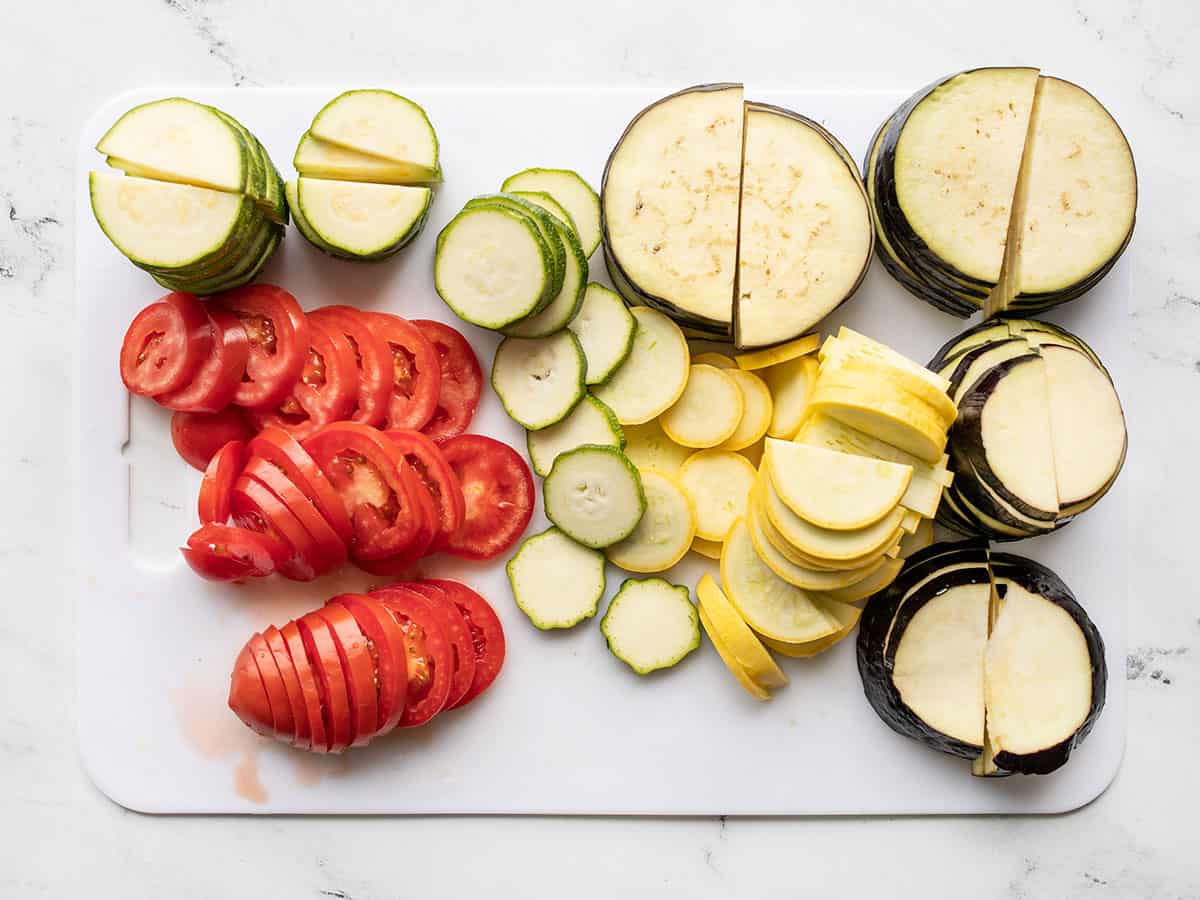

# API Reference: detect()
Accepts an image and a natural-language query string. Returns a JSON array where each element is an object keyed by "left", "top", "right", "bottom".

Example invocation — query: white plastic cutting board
[{"left": 76, "top": 86, "right": 1128, "bottom": 815}]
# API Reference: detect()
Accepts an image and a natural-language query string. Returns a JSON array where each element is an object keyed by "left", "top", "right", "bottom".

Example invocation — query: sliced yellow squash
[
  {"left": 746, "top": 509, "right": 886, "bottom": 590},
  {"left": 735, "top": 333, "right": 820, "bottom": 370},
  {"left": 606, "top": 471, "right": 695, "bottom": 573},
  {"left": 622, "top": 419, "right": 692, "bottom": 478},
  {"left": 690, "top": 536, "right": 724, "bottom": 560},
  {"left": 810, "top": 557, "right": 904, "bottom": 605},
  {"left": 717, "top": 369, "right": 773, "bottom": 452},
  {"left": 698, "top": 605, "right": 770, "bottom": 701},
  {"left": 692, "top": 351, "right": 736, "bottom": 369},
  {"left": 660, "top": 364, "right": 744, "bottom": 449},
  {"left": 807, "top": 381, "right": 948, "bottom": 464},
  {"left": 821, "top": 328, "right": 956, "bottom": 423},
  {"left": 762, "top": 353, "right": 819, "bottom": 439},
  {"left": 678, "top": 450, "right": 757, "bottom": 541},
  {"left": 817, "top": 355, "right": 956, "bottom": 429},
  {"left": 696, "top": 573, "right": 787, "bottom": 689},
  {"left": 740, "top": 438, "right": 765, "bottom": 469},
  {"left": 760, "top": 600, "right": 862, "bottom": 658}
]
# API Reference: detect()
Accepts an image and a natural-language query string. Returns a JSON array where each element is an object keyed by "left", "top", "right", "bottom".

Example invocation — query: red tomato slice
[
  {"left": 403, "top": 581, "right": 477, "bottom": 709},
  {"left": 171, "top": 406, "right": 254, "bottom": 472},
  {"left": 384, "top": 429, "right": 465, "bottom": 543},
  {"left": 158, "top": 308, "right": 250, "bottom": 413},
  {"left": 413, "top": 319, "right": 483, "bottom": 443},
  {"left": 198, "top": 440, "right": 246, "bottom": 524},
  {"left": 308, "top": 305, "right": 391, "bottom": 427},
  {"left": 180, "top": 524, "right": 285, "bottom": 581},
  {"left": 263, "top": 625, "right": 310, "bottom": 750},
  {"left": 350, "top": 480, "right": 436, "bottom": 576},
  {"left": 369, "top": 586, "right": 454, "bottom": 726},
  {"left": 302, "top": 422, "right": 424, "bottom": 561},
  {"left": 228, "top": 638, "right": 274, "bottom": 737},
  {"left": 366, "top": 313, "right": 441, "bottom": 431},
  {"left": 230, "top": 477, "right": 321, "bottom": 581},
  {"left": 281, "top": 621, "right": 328, "bottom": 752},
  {"left": 242, "top": 457, "right": 348, "bottom": 574},
  {"left": 249, "top": 632, "right": 294, "bottom": 741},
  {"left": 314, "top": 603, "right": 380, "bottom": 747},
  {"left": 247, "top": 428, "right": 354, "bottom": 547},
  {"left": 329, "top": 593, "right": 409, "bottom": 735},
  {"left": 438, "top": 435, "right": 534, "bottom": 560},
  {"left": 120, "top": 292, "right": 212, "bottom": 397},
  {"left": 297, "top": 613, "right": 353, "bottom": 752},
  {"left": 423, "top": 579, "right": 505, "bottom": 708},
  {"left": 216, "top": 284, "right": 311, "bottom": 410}
]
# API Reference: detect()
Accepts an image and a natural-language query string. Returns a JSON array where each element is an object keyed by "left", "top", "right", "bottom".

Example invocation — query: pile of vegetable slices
[{"left": 229, "top": 579, "right": 504, "bottom": 751}]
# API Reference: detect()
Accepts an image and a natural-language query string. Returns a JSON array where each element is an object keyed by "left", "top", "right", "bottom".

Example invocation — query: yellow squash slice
[
  {"left": 622, "top": 419, "right": 692, "bottom": 478},
  {"left": 696, "top": 573, "right": 788, "bottom": 689},
  {"left": 746, "top": 508, "right": 887, "bottom": 590},
  {"left": 678, "top": 450, "right": 757, "bottom": 541},
  {"left": 807, "top": 380, "right": 948, "bottom": 464},
  {"left": 606, "top": 471, "right": 695, "bottom": 574},
  {"left": 761, "top": 600, "right": 862, "bottom": 658},
  {"left": 762, "top": 354, "right": 819, "bottom": 439},
  {"left": 810, "top": 557, "right": 905, "bottom": 605},
  {"left": 690, "top": 536, "right": 724, "bottom": 560},
  {"left": 717, "top": 369, "right": 773, "bottom": 452},
  {"left": 898, "top": 517, "right": 935, "bottom": 559},
  {"left": 734, "top": 333, "right": 820, "bottom": 371},
  {"left": 698, "top": 605, "right": 770, "bottom": 701},
  {"left": 660, "top": 364, "right": 744, "bottom": 449}
]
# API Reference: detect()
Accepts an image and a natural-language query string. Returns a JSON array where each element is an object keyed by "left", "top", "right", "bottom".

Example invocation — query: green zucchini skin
[{"left": 600, "top": 577, "right": 699, "bottom": 675}]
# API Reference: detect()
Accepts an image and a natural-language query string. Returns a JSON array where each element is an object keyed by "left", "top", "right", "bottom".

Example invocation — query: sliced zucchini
[
  {"left": 508, "top": 190, "right": 577, "bottom": 236},
  {"left": 734, "top": 334, "right": 820, "bottom": 371},
  {"left": 677, "top": 450, "right": 757, "bottom": 542},
  {"left": 293, "top": 177, "right": 431, "bottom": 257},
  {"left": 506, "top": 527, "right": 605, "bottom": 630},
  {"left": 622, "top": 419, "right": 692, "bottom": 478},
  {"left": 433, "top": 205, "right": 554, "bottom": 328},
  {"left": 659, "top": 364, "right": 744, "bottom": 449},
  {"left": 567, "top": 283, "right": 637, "bottom": 385},
  {"left": 601, "top": 578, "right": 699, "bottom": 675},
  {"left": 309, "top": 90, "right": 440, "bottom": 179},
  {"left": 491, "top": 331, "right": 586, "bottom": 430},
  {"left": 543, "top": 445, "right": 645, "bottom": 548},
  {"left": 592, "top": 306, "right": 689, "bottom": 425},
  {"left": 526, "top": 393, "right": 624, "bottom": 477},
  {"left": 762, "top": 353, "right": 818, "bottom": 439},
  {"left": 293, "top": 130, "right": 442, "bottom": 184},
  {"left": 465, "top": 194, "right": 565, "bottom": 303},
  {"left": 502, "top": 207, "right": 587, "bottom": 338},
  {"left": 606, "top": 471, "right": 695, "bottom": 573},
  {"left": 717, "top": 369, "right": 773, "bottom": 452},
  {"left": 696, "top": 573, "right": 788, "bottom": 690},
  {"left": 502, "top": 167, "right": 601, "bottom": 257}
]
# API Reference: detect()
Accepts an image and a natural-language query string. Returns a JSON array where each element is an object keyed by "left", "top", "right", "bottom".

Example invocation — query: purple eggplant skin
[{"left": 987, "top": 554, "right": 1107, "bottom": 776}]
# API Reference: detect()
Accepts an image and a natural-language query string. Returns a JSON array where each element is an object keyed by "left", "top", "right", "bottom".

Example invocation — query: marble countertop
[{"left": 1, "top": 0, "right": 1197, "bottom": 895}]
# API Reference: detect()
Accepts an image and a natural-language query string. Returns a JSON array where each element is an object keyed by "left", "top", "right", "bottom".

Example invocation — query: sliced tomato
[
  {"left": 329, "top": 593, "right": 409, "bottom": 735},
  {"left": 297, "top": 612, "right": 353, "bottom": 752},
  {"left": 438, "top": 435, "right": 534, "bottom": 560},
  {"left": 228, "top": 638, "right": 274, "bottom": 737},
  {"left": 230, "top": 476, "right": 320, "bottom": 581},
  {"left": 308, "top": 305, "right": 391, "bottom": 427},
  {"left": 247, "top": 428, "right": 354, "bottom": 546},
  {"left": 171, "top": 407, "right": 254, "bottom": 473},
  {"left": 198, "top": 440, "right": 246, "bottom": 524},
  {"left": 157, "top": 308, "right": 250, "bottom": 413},
  {"left": 413, "top": 319, "right": 483, "bottom": 443},
  {"left": 281, "top": 621, "right": 328, "bottom": 752},
  {"left": 180, "top": 524, "right": 285, "bottom": 581},
  {"left": 423, "top": 579, "right": 506, "bottom": 708},
  {"left": 350, "top": 479, "right": 436, "bottom": 575},
  {"left": 263, "top": 625, "right": 310, "bottom": 750},
  {"left": 314, "top": 603, "right": 379, "bottom": 747},
  {"left": 302, "top": 422, "right": 425, "bottom": 561},
  {"left": 384, "top": 429, "right": 465, "bottom": 543},
  {"left": 249, "top": 631, "right": 294, "bottom": 741},
  {"left": 120, "top": 292, "right": 212, "bottom": 397},
  {"left": 242, "top": 457, "right": 348, "bottom": 574},
  {"left": 216, "top": 284, "right": 311, "bottom": 410},
  {"left": 404, "top": 581, "right": 476, "bottom": 709},
  {"left": 369, "top": 585, "right": 454, "bottom": 726},
  {"left": 366, "top": 313, "right": 441, "bottom": 431}
]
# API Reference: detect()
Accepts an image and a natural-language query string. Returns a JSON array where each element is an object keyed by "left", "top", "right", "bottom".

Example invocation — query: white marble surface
[{"left": 0, "top": 0, "right": 1197, "bottom": 895}]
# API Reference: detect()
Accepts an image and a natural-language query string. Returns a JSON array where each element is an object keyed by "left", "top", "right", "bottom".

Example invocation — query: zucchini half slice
[{"left": 308, "top": 89, "right": 441, "bottom": 181}]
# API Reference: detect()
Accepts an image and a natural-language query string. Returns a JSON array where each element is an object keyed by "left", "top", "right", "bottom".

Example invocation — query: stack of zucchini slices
[
  {"left": 928, "top": 318, "right": 1126, "bottom": 540},
  {"left": 89, "top": 98, "right": 287, "bottom": 294},
  {"left": 601, "top": 84, "right": 874, "bottom": 348},
  {"left": 858, "top": 540, "right": 1107, "bottom": 776},
  {"left": 289, "top": 90, "right": 440, "bottom": 260},
  {"left": 866, "top": 67, "right": 1137, "bottom": 317}
]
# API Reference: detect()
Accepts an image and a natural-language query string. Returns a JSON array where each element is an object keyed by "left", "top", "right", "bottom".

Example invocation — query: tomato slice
[
  {"left": 171, "top": 406, "right": 254, "bottom": 472},
  {"left": 120, "top": 292, "right": 212, "bottom": 397},
  {"left": 302, "top": 422, "right": 424, "bottom": 561},
  {"left": 329, "top": 593, "right": 409, "bottom": 735},
  {"left": 297, "top": 613, "right": 353, "bottom": 752},
  {"left": 422, "top": 579, "right": 506, "bottom": 708},
  {"left": 247, "top": 428, "right": 354, "bottom": 547},
  {"left": 230, "top": 476, "right": 321, "bottom": 581},
  {"left": 314, "top": 603, "right": 379, "bottom": 747},
  {"left": 216, "top": 284, "right": 311, "bottom": 410},
  {"left": 180, "top": 524, "right": 285, "bottom": 581},
  {"left": 403, "top": 581, "right": 476, "bottom": 709},
  {"left": 369, "top": 585, "right": 454, "bottom": 726},
  {"left": 263, "top": 625, "right": 310, "bottom": 750},
  {"left": 242, "top": 457, "right": 348, "bottom": 574},
  {"left": 413, "top": 319, "right": 483, "bottom": 443},
  {"left": 228, "top": 638, "right": 274, "bottom": 737},
  {"left": 308, "top": 305, "right": 391, "bottom": 428},
  {"left": 366, "top": 313, "right": 441, "bottom": 431},
  {"left": 438, "top": 435, "right": 534, "bottom": 560},
  {"left": 384, "top": 429, "right": 465, "bottom": 543},
  {"left": 350, "top": 483, "right": 436, "bottom": 576},
  {"left": 157, "top": 308, "right": 250, "bottom": 413},
  {"left": 198, "top": 440, "right": 246, "bottom": 524},
  {"left": 281, "top": 621, "right": 328, "bottom": 752},
  {"left": 249, "top": 631, "right": 294, "bottom": 741}
]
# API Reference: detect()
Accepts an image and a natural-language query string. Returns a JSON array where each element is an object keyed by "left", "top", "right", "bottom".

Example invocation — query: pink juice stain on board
[{"left": 170, "top": 678, "right": 269, "bottom": 805}]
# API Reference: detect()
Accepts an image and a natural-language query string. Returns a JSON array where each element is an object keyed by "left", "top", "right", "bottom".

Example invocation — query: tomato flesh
[
  {"left": 422, "top": 579, "right": 506, "bottom": 708},
  {"left": 198, "top": 440, "right": 246, "bottom": 524},
  {"left": 297, "top": 613, "right": 353, "bottom": 752},
  {"left": 314, "top": 603, "right": 379, "bottom": 747},
  {"left": 230, "top": 476, "right": 321, "bottom": 581},
  {"left": 217, "top": 284, "right": 310, "bottom": 410},
  {"left": 247, "top": 427, "right": 354, "bottom": 547},
  {"left": 369, "top": 585, "right": 453, "bottom": 726},
  {"left": 171, "top": 407, "right": 254, "bottom": 472},
  {"left": 263, "top": 625, "right": 310, "bottom": 749},
  {"left": 249, "top": 632, "right": 294, "bottom": 741},
  {"left": 366, "top": 313, "right": 441, "bottom": 431},
  {"left": 329, "top": 593, "right": 409, "bottom": 735},
  {"left": 437, "top": 435, "right": 534, "bottom": 560},
  {"left": 242, "top": 456, "right": 347, "bottom": 574},
  {"left": 228, "top": 639, "right": 274, "bottom": 737},
  {"left": 384, "top": 429, "right": 465, "bottom": 544},
  {"left": 157, "top": 308, "right": 250, "bottom": 413},
  {"left": 181, "top": 524, "right": 285, "bottom": 581},
  {"left": 404, "top": 581, "right": 477, "bottom": 709},
  {"left": 308, "top": 306, "right": 392, "bottom": 428},
  {"left": 281, "top": 621, "right": 328, "bottom": 752},
  {"left": 413, "top": 319, "right": 482, "bottom": 443},
  {"left": 121, "top": 292, "right": 212, "bottom": 397}
]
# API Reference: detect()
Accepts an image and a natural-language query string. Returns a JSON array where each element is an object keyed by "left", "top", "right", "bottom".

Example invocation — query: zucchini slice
[
  {"left": 502, "top": 206, "right": 587, "bottom": 338},
  {"left": 659, "top": 364, "right": 744, "bottom": 449},
  {"left": 293, "top": 177, "right": 431, "bottom": 257},
  {"left": 502, "top": 167, "right": 601, "bottom": 258},
  {"left": 309, "top": 90, "right": 440, "bottom": 180},
  {"left": 543, "top": 445, "right": 646, "bottom": 548},
  {"left": 466, "top": 194, "right": 566, "bottom": 304},
  {"left": 606, "top": 471, "right": 695, "bottom": 573},
  {"left": 567, "top": 283, "right": 637, "bottom": 385},
  {"left": 294, "top": 130, "right": 442, "bottom": 184},
  {"left": 506, "top": 527, "right": 605, "bottom": 629},
  {"left": 491, "top": 331, "right": 586, "bottom": 430},
  {"left": 526, "top": 393, "right": 624, "bottom": 477},
  {"left": 696, "top": 573, "right": 787, "bottom": 690},
  {"left": 601, "top": 578, "right": 699, "bottom": 675},
  {"left": 508, "top": 190, "right": 577, "bottom": 237},
  {"left": 592, "top": 306, "right": 689, "bottom": 425},
  {"left": 621, "top": 419, "right": 692, "bottom": 478},
  {"left": 433, "top": 206, "right": 554, "bottom": 328},
  {"left": 677, "top": 449, "right": 757, "bottom": 542},
  {"left": 716, "top": 369, "right": 773, "bottom": 452}
]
